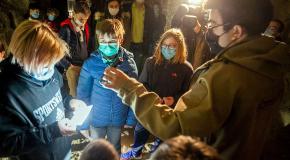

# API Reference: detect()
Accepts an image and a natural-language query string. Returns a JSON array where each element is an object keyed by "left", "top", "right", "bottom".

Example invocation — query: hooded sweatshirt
[
  {"left": 114, "top": 36, "right": 290, "bottom": 160},
  {"left": 0, "top": 57, "right": 72, "bottom": 160}
]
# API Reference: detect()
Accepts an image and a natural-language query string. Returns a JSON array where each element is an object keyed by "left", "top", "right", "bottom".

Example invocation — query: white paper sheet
[{"left": 70, "top": 105, "right": 93, "bottom": 126}]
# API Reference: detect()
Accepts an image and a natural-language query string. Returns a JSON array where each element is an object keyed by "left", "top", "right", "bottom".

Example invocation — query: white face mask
[
  {"left": 108, "top": 8, "right": 119, "bottom": 16},
  {"left": 74, "top": 18, "right": 84, "bottom": 27}
]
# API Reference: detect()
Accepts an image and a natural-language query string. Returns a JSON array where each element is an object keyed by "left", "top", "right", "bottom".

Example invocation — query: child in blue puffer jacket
[{"left": 77, "top": 19, "right": 138, "bottom": 152}]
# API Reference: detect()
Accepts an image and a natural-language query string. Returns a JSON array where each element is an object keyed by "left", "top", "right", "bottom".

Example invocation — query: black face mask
[
  {"left": 205, "top": 28, "right": 224, "bottom": 55},
  {"left": 205, "top": 23, "right": 231, "bottom": 55}
]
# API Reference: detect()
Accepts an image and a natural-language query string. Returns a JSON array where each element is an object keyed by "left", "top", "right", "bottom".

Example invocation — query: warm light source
[{"left": 188, "top": 0, "right": 204, "bottom": 5}]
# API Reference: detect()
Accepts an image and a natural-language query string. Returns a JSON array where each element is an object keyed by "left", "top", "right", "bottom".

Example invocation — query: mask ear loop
[{"left": 221, "top": 24, "right": 245, "bottom": 51}]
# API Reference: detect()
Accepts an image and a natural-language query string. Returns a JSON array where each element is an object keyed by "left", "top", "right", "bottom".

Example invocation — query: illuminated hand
[
  {"left": 58, "top": 118, "right": 76, "bottom": 136},
  {"left": 101, "top": 67, "right": 130, "bottom": 92},
  {"left": 163, "top": 97, "right": 175, "bottom": 107}
]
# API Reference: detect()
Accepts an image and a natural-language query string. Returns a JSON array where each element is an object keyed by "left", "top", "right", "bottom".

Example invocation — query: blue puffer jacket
[{"left": 77, "top": 47, "right": 138, "bottom": 129}]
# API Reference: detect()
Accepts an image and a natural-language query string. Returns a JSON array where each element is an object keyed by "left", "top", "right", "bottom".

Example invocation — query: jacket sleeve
[
  {"left": 117, "top": 71, "right": 235, "bottom": 140},
  {"left": 0, "top": 104, "right": 62, "bottom": 157},
  {"left": 56, "top": 70, "right": 74, "bottom": 118},
  {"left": 57, "top": 26, "right": 71, "bottom": 70},
  {"left": 125, "top": 56, "right": 138, "bottom": 126},
  {"left": 77, "top": 61, "right": 93, "bottom": 105},
  {"left": 76, "top": 61, "right": 94, "bottom": 130}
]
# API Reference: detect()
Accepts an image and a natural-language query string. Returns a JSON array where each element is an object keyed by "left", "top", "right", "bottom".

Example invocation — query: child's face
[
  {"left": 98, "top": 33, "right": 121, "bottom": 46},
  {"left": 74, "top": 13, "right": 90, "bottom": 27},
  {"left": 108, "top": 1, "right": 120, "bottom": 9},
  {"left": 30, "top": 9, "right": 40, "bottom": 16},
  {"left": 98, "top": 33, "right": 122, "bottom": 58},
  {"left": 47, "top": 12, "right": 57, "bottom": 21}
]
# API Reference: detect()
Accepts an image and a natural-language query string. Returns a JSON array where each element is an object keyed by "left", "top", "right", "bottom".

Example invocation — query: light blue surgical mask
[
  {"left": 31, "top": 13, "right": 40, "bottom": 19},
  {"left": 161, "top": 46, "right": 176, "bottom": 60},
  {"left": 98, "top": 43, "right": 119, "bottom": 57},
  {"left": 48, "top": 15, "right": 55, "bottom": 21},
  {"left": 29, "top": 67, "right": 55, "bottom": 81}
]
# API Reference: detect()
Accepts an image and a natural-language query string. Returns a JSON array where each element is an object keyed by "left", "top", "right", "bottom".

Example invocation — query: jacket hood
[{"left": 220, "top": 36, "right": 290, "bottom": 80}]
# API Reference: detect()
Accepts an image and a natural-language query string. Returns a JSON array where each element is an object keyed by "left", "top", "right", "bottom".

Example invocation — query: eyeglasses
[
  {"left": 98, "top": 39, "right": 118, "bottom": 44},
  {"left": 207, "top": 21, "right": 231, "bottom": 29},
  {"left": 162, "top": 44, "right": 177, "bottom": 50}
]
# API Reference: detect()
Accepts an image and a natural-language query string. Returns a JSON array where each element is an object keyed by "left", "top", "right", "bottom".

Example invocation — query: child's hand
[{"left": 58, "top": 118, "right": 76, "bottom": 136}]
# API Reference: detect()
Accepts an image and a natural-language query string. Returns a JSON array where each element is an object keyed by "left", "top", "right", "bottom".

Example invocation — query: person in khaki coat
[{"left": 102, "top": 0, "right": 290, "bottom": 159}]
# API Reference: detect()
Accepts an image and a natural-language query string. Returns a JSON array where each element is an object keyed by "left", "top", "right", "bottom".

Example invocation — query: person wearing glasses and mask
[
  {"left": 101, "top": 0, "right": 290, "bottom": 159},
  {"left": 76, "top": 19, "right": 138, "bottom": 153},
  {"left": 121, "top": 28, "right": 193, "bottom": 160}
]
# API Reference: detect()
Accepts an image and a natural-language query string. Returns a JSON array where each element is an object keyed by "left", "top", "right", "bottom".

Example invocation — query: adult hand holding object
[{"left": 102, "top": 67, "right": 131, "bottom": 91}]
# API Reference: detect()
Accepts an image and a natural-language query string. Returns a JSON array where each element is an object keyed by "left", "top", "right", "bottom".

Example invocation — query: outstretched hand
[{"left": 101, "top": 67, "right": 130, "bottom": 91}]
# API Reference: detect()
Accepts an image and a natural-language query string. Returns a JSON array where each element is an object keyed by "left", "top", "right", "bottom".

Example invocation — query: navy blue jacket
[{"left": 77, "top": 47, "right": 138, "bottom": 128}]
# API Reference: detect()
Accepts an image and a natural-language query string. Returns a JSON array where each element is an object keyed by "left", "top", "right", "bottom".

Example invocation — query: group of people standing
[
  {"left": 0, "top": 0, "right": 289, "bottom": 160},
  {"left": 0, "top": 0, "right": 197, "bottom": 159}
]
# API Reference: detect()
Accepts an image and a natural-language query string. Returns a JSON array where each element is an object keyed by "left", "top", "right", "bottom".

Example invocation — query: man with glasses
[
  {"left": 101, "top": 0, "right": 290, "bottom": 159},
  {"left": 76, "top": 19, "right": 137, "bottom": 153}
]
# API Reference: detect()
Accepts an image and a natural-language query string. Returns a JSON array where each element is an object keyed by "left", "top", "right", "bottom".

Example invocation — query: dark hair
[
  {"left": 181, "top": 15, "right": 198, "bottom": 30},
  {"left": 97, "top": 19, "right": 125, "bottom": 40},
  {"left": 150, "top": 136, "right": 221, "bottom": 160},
  {"left": 171, "top": 4, "right": 189, "bottom": 28},
  {"left": 29, "top": 2, "right": 40, "bottom": 10},
  {"left": 74, "top": 1, "right": 91, "bottom": 15},
  {"left": 80, "top": 139, "right": 119, "bottom": 160},
  {"left": 204, "top": 0, "right": 273, "bottom": 35},
  {"left": 271, "top": 19, "right": 285, "bottom": 33},
  {"left": 47, "top": 8, "right": 59, "bottom": 16},
  {"left": 107, "top": 0, "right": 121, "bottom": 4}
]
